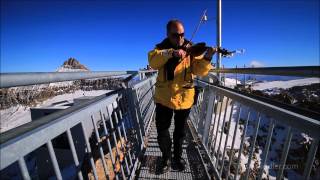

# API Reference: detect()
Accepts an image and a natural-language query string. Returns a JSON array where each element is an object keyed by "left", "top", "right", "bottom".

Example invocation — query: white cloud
[{"left": 249, "top": 60, "right": 264, "bottom": 67}]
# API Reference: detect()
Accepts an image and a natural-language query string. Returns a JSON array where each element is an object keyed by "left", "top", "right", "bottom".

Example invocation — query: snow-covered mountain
[
  {"left": 49, "top": 57, "right": 90, "bottom": 87},
  {"left": 56, "top": 57, "right": 89, "bottom": 72}
]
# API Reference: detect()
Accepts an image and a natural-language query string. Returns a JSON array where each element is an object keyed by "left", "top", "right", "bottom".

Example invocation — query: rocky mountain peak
[{"left": 59, "top": 57, "right": 89, "bottom": 71}]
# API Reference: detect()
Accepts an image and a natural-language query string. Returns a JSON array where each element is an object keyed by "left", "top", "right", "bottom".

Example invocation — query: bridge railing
[
  {"left": 0, "top": 70, "right": 157, "bottom": 180},
  {"left": 190, "top": 73, "right": 320, "bottom": 180},
  {"left": 210, "top": 66, "right": 320, "bottom": 77},
  {"left": 1, "top": 66, "right": 319, "bottom": 179},
  {"left": 209, "top": 66, "right": 320, "bottom": 88},
  {"left": 128, "top": 75, "right": 157, "bottom": 136}
]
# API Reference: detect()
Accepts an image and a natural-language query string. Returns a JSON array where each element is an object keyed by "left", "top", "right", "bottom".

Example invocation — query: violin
[{"left": 184, "top": 42, "right": 243, "bottom": 58}]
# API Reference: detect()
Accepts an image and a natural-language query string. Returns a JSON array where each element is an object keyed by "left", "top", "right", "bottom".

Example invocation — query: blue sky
[{"left": 1, "top": 0, "right": 319, "bottom": 72}]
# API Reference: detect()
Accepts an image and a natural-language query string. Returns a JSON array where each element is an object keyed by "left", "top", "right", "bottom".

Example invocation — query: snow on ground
[
  {"left": 56, "top": 67, "right": 88, "bottom": 72},
  {"left": 0, "top": 90, "right": 110, "bottom": 133},
  {"left": 0, "top": 105, "right": 32, "bottom": 134},
  {"left": 252, "top": 78, "right": 320, "bottom": 91},
  {"left": 223, "top": 77, "right": 320, "bottom": 91},
  {"left": 224, "top": 78, "right": 241, "bottom": 88},
  {"left": 49, "top": 81, "right": 74, "bottom": 87},
  {"left": 40, "top": 90, "right": 110, "bottom": 107}
]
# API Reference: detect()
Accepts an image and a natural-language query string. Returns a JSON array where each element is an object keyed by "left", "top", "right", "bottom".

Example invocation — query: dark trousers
[{"left": 155, "top": 103, "right": 191, "bottom": 160}]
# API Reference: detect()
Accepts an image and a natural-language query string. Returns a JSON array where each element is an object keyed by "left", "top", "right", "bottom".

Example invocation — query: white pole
[{"left": 216, "top": 0, "right": 222, "bottom": 83}]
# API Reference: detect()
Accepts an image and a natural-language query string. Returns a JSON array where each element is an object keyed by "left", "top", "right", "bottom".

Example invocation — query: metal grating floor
[{"left": 134, "top": 119, "right": 210, "bottom": 180}]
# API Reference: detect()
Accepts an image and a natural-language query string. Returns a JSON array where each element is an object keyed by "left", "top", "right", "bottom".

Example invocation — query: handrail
[
  {"left": 210, "top": 66, "right": 320, "bottom": 77},
  {"left": 0, "top": 72, "right": 157, "bottom": 179},
  {"left": 191, "top": 78, "right": 320, "bottom": 180},
  {"left": 0, "top": 90, "right": 119, "bottom": 145},
  {"left": 0, "top": 93, "right": 119, "bottom": 169},
  {"left": 0, "top": 70, "right": 156, "bottom": 88},
  {"left": 196, "top": 78, "right": 320, "bottom": 120},
  {"left": 197, "top": 79, "right": 320, "bottom": 137}
]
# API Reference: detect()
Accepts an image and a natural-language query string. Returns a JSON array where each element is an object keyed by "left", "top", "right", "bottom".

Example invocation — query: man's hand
[
  {"left": 204, "top": 47, "right": 217, "bottom": 61},
  {"left": 172, "top": 49, "right": 187, "bottom": 59}
]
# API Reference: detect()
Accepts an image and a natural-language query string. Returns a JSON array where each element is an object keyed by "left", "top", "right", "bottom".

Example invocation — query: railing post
[
  {"left": 126, "top": 88, "right": 145, "bottom": 149},
  {"left": 222, "top": 65, "right": 225, "bottom": 86},
  {"left": 235, "top": 65, "right": 238, "bottom": 88},
  {"left": 201, "top": 87, "right": 216, "bottom": 145},
  {"left": 243, "top": 64, "right": 246, "bottom": 86},
  {"left": 138, "top": 72, "right": 146, "bottom": 80}
]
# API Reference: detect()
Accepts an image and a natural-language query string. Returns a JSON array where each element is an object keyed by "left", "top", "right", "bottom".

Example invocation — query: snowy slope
[
  {"left": 252, "top": 78, "right": 320, "bottom": 91},
  {"left": 0, "top": 90, "right": 110, "bottom": 133},
  {"left": 224, "top": 78, "right": 241, "bottom": 88}
]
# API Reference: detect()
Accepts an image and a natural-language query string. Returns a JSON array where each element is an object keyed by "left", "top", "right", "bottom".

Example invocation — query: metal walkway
[{"left": 135, "top": 119, "right": 209, "bottom": 180}]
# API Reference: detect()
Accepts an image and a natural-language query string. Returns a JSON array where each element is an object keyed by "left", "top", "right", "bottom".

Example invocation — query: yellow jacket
[{"left": 148, "top": 39, "right": 213, "bottom": 110}]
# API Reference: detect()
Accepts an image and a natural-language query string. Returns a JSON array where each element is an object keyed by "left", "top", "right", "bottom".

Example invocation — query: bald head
[{"left": 166, "top": 19, "right": 185, "bottom": 47}]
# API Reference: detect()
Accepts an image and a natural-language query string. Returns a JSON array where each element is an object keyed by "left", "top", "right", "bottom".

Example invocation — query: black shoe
[
  {"left": 157, "top": 157, "right": 170, "bottom": 174},
  {"left": 172, "top": 157, "right": 186, "bottom": 171}
]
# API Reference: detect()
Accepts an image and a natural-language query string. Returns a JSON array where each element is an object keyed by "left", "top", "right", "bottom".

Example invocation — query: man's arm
[
  {"left": 191, "top": 47, "right": 216, "bottom": 77},
  {"left": 148, "top": 48, "right": 174, "bottom": 70},
  {"left": 148, "top": 48, "right": 186, "bottom": 70}
]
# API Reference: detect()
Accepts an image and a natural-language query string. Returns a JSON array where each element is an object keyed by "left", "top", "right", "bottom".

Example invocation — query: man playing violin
[{"left": 148, "top": 19, "right": 216, "bottom": 173}]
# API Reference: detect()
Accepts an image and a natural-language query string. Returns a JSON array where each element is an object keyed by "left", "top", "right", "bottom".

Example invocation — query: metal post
[
  {"left": 18, "top": 157, "right": 31, "bottom": 180},
  {"left": 47, "top": 140, "right": 63, "bottom": 180},
  {"left": 216, "top": 0, "right": 222, "bottom": 84},
  {"left": 222, "top": 65, "right": 225, "bottom": 86},
  {"left": 235, "top": 65, "right": 238, "bottom": 88},
  {"left": 243, "top": 64, "right": 246, "bottom": 86},
  {"left": 202, "top": 90, "right": 216, "bottom": 144}
]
